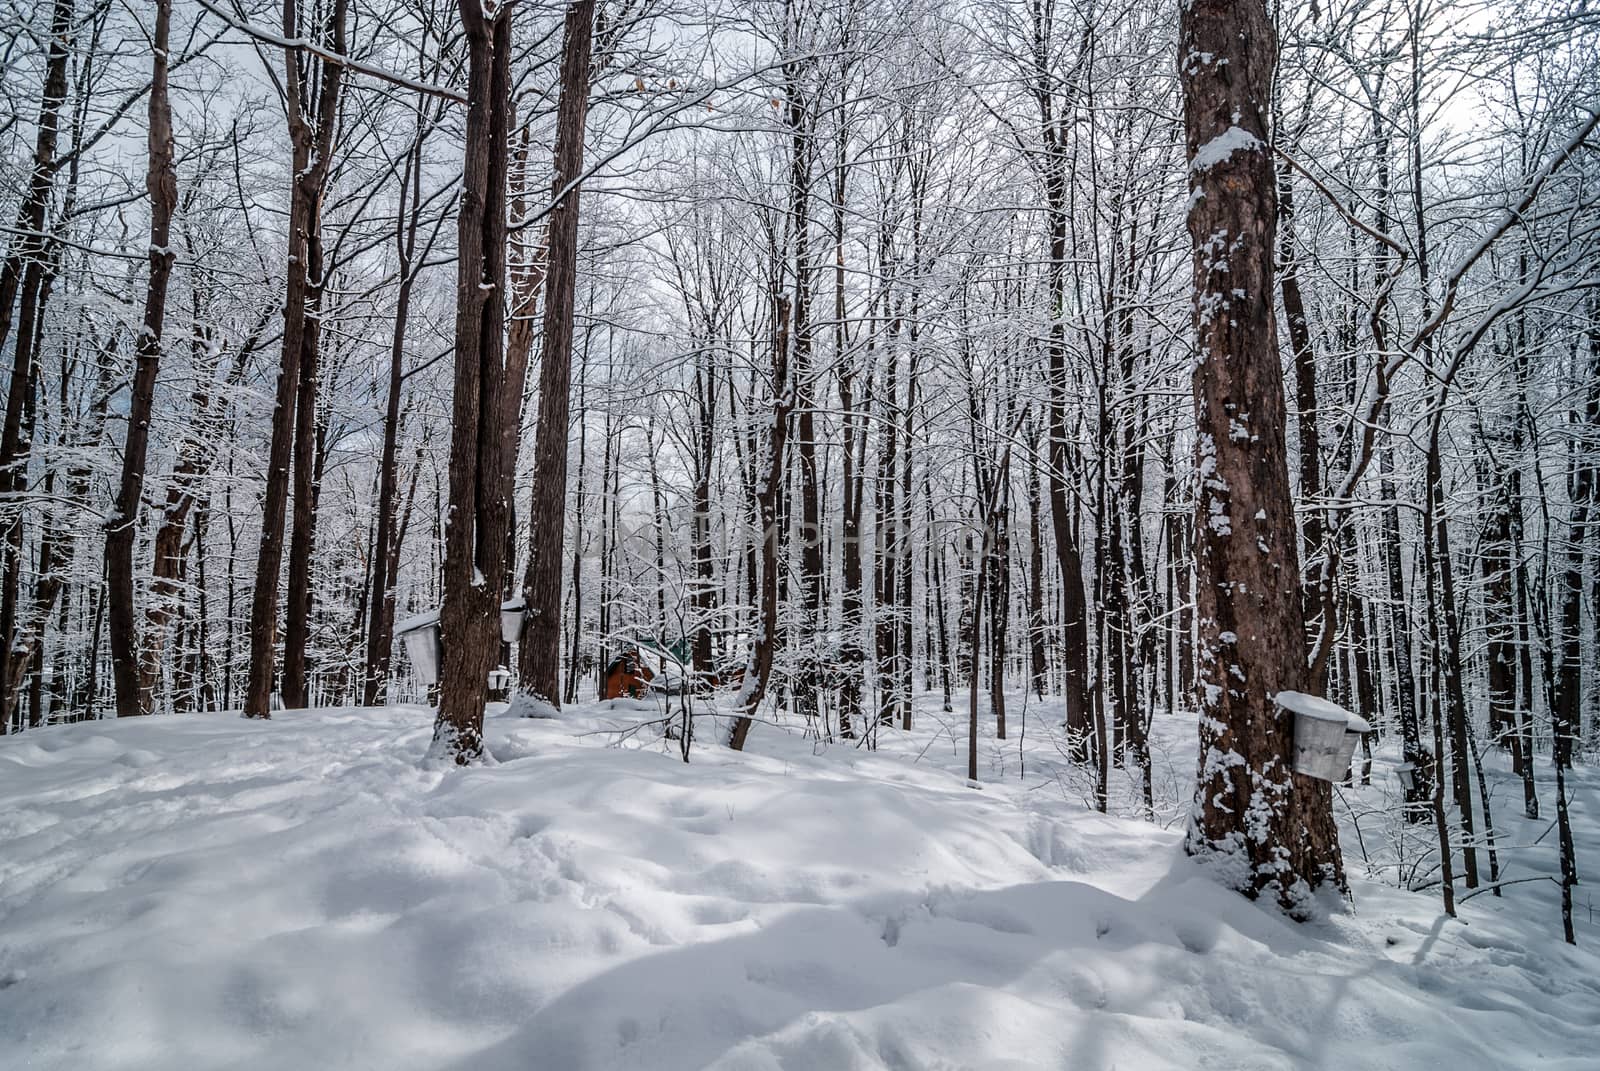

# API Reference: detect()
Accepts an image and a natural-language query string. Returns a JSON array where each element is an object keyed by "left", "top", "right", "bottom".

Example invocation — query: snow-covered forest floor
[{"left": 2, "top": 698, "right": 1597, "bottom": 1070}]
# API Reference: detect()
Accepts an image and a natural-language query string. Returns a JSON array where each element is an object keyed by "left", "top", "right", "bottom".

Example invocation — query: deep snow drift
[{"left": 2, "top": 698, "right": 1597, "bottom": 1070}]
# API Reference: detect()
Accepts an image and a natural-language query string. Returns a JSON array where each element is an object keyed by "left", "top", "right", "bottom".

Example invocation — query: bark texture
[
  {"left": 519, "top": 0, "right": 596, "bottom": 707},
  {"left": 1180, "top": 0, "right": 1344, "bottom": 911},
  {"left": 434, "top": 0, "right": 514, "bottom": 762},
  {"left": 243, "top": 0, "right": 346, "bottom": 718},
  {"left": 727, "top": 298, "right": 793, "bottom": 751},
  {"left": 107, "top": 0, "right": 177, "bottom": 716}
]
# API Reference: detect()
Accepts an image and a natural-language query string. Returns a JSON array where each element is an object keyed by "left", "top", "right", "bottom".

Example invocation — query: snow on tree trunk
[{"left": 1179, "top": 0, "right": 1344, "bottom": 913}]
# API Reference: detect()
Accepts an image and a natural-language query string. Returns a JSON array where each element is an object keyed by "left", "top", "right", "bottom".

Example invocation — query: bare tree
[
  {"left": 519, "top": 0, "right": 598, "bottom": 710},
  {"left": 433, "top": 0, "right": 515, "bottom": 763},
  {"left": 1180, "top": 0, "right": 1343, "bottom": 910},
  {"left": 105, "top": 0, "right": 178, "bottom": 718},
  {"left": 243, "top": 0, "right": 349, "bottom": 719}
]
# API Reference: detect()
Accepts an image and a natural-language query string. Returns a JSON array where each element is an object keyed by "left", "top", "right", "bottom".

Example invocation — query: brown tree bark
[
  {"left": 987, "top": 459, "right": 1010, "bottom": 742},
  {"left": 785, "top": 55, "right": 822, "bottom": 722},
  {"left": 727, "top": 298, "right": 793, "bottom": 751},
  {"left": 363, "top": 192, "right": 421, "bottom": 705},
  {"left": 1027, "top": 423, "right": 1048, "bottom": 700},
  {"left": 562, "top": 359, "right": 588, "bottom": 706},
  {"left": 1169, "top": 459, "right": 1194, "bottom": 707},
  {"left": 1039, "top": 144, "right": 1092, "bottom": 762},
  {"left": 519, "top": 0, "right": 596, "bottom": 708},
  {"left": 899, "top": 311, "right": 920, "bottom": 731},
  {"left": 1480, "top": 446, "right": 1519, "bottom": 757},
  {"left": 280, "top": 226, "right": 327, "bottom": 709},
  {"left": 1423, "top": 425, "right": 1477, "bottom": 887},
  {"left": 243, "top": 0, "right": 346, "bottom": 719},
  {"left": 691, "top": 348, "right": 718, "bottom": 682},
  {"left": 832, "top": 120, "right": 865, "bottom": 737},
  {"left": 928, "top": 492, "right": 953, "bottom": 713},
  {"left": 1180, "top": 0, "right": 1344, "bottom": 910},
  {"left": 433, "top": 0, "right": 514, "bottom": 763},
  {"left": 107, "top": 0, "right": 179, "bottom": 718},
  {"left": 875, "top": 276, "right": 902, "bottom": 731}
]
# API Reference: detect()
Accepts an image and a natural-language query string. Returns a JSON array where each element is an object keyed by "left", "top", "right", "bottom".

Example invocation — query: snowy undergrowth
[{"left": 2, "top": 698, "right": 1597, "bottom": 1070}]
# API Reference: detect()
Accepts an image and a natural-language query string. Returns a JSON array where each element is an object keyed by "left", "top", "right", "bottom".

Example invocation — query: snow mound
[{"left": 1, "top": 703, "right": 1596, "bottom": 1070}]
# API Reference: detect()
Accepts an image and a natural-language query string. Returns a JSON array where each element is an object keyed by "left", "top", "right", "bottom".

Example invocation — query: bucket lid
[
  {"left": 1275, "top": 690, "right": 1371, "bottom": 734},
  {"left": 395, "top": 609, "right": 440, "bottom": 635}
]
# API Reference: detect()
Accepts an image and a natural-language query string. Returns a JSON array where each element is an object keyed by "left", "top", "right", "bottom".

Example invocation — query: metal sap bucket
[
  {"left": 500, "top": 597, "right": 525, "bottom": 644},
  {"left": 399, "top": 619, "right": 442, "bottom": 686},
  {"left": 1278, "top": 690, "right": 1370, "bottom": 782}
]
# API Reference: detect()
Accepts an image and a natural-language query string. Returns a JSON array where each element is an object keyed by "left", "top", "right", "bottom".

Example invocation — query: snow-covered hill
[{"left": 2, "top": 701, "right": 1596, "bottom": 1070}]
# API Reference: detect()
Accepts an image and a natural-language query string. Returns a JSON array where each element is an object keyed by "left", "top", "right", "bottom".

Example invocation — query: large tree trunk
[
  {"left": 1423, "top": 428, "right": 1477, "bottom": 888},
  {"left": 785, "top": 61, "right": 822, "bottom": 722},
  {"left": 875, "top": 275, "right": 902, "bottom": 730},
  {"left": 1180, "top": 0, "right": 1343, "bottom": 911},
  {"left": 691, "top": 351, "right": 717, "bottom": 682},
  {"left": 1042, "top": 190, "right": 1091, "bottom": 761},
  {"left": 837, "top": 359, "right": 865, "bottom": 735},
  {"left": 107, "top": 0, "right": 177, "bottom": 718},
  {"left": 898, "top": 328, "right": 919, "bottom": 731},
  {"left": 1480, "top": 443, "right": 1518, "bottom": 759},
  {"left": 988, "top": 462, "right": 1009, "bottom": 741},
  {"left": 518, "top": 0, "right": 596, "bottom": 708},
  {"left": 563, "top": 367, "right": 588, "bottom": 706},
  {"left": 243, "top": 0, "right": 346, "bottom": 719},
  {"left": 833, "top": 124, "right": 864, "bottom": 737},
  {"left": 1023, "top": 2, "right": 1093, "bottom": 761},
  {"left": 280, "top": 230, "right": 327, "bottom": 709},
  {"left": 433, "top": 0, "right": 514, "bottom": 762},
  {"left": 363, "top": 269, "right": 417, "bottom": 706},
  {"left": 1027, "top": 428, "right": 1047, "bottom": 700}
]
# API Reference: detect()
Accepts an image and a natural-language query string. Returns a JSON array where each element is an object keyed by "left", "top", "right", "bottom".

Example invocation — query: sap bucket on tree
[
  {"left": 1277, "top": 690, "right": 1371, "bottom": 782},
  {"left": 395, "top": 602, "right": 517, "bottom": 689},
  {"left": 396, "top": 610, "right": 442, "bottom": 686},
  {"left": 500, "top": 597, "right": 524, "bottom": 644},
  {"left": 1396, "top": 762, "right": 1418, "bottom": 792}
]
